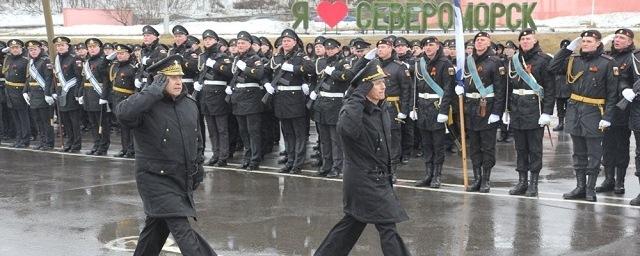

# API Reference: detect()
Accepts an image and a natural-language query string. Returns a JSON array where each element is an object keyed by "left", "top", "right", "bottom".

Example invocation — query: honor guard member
[
  {"left": 629, "top": 47, "right": 640, "bottom": 206},
  {"left": 136, "top": 25, "right": 167, "bottom": 89},
  {"left": 455, "top": 32, "right": 506, "bottom": 193},
  {"left": 115, "top": 54, "right": 216, "bottom": 256},
  {"left": 39, "top": 40, "right": 49, "bottom": 56},
  {"left": 228, "top": 31, "right": 266, "bottom": 170},
  {"left": 24, "top": 40, "right": 55, "bottom": 150},
  {"left": 315, "top": 60, "right": 411, "bottom": 256},
  {"left": 259, "top": 35, "right": 279, "bottom": 156},
  {"left": 79, "top": 38, "right": 111, "bottom": 155},
  {"left": 497, "top": 41, "right": 518, "bottom": 143},
  {"left": 194, "top": 29, "right": 234, "bottom": 167},
  {"left": 263, "top": 29, "right": 313, "bottom": 174},
  {"left": 597, "top": 28, "right": 637, "bottom": 194},
  {"left": 412, "top": 36, "right": 455, "bottom": 188},
  {"left": 307, "top": 36, "right": 327, "bottom": 167},
  {"left": 187, "top": 35, "right": 201, "bottom": 53},
  {"left": 75, "top": 43, "right": 88, "bottom": 60},
  {"left": 168, "top": 25, "right": 199, "bottom": 94},
  {"left": 0, "top": 40, "right": 8, "bottom": 143},
  {"left": 394, "top": 37, "right": 417, "bottom": 164},
  {"left": 3, "top": 39, "right": 32, "bottom": 148},
  {"left": 504, "top": 29, "right": 555, "bottom": 197},
  {"left": 52, "top": 36, "right": 83, "bottom": 152},
  {"left": 103, "top": 43, "right": 114, "bottom": 58},
  {"left": 554, "top": 39, "right": 572, "bottom": 131},
  {"left": 110, "top": 44, "right": 137, "bottom": 158},
  {"left": 548, "top": 30, "right": 618, "bottom": 202},
  {"left": 376, "top": 37, "right": 413, "bottom": 181}
]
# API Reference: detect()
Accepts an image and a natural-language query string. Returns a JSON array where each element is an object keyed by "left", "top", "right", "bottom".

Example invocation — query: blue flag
[{"left": 453, "top": 0, "right": 466, "bottom": 87}]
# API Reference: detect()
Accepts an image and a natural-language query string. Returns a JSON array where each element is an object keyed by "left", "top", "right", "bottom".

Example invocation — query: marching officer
[
  {"left": 136, "top": 25, "right": 167, "bottom": 89},
  {"left": 194, "top": 29, "right": 234, "bottom": 167},
  {"left": 412, "top": 36, "right": 455, "bottom": 188},
  {"left": 3, "top": 39, "right": 31, "bottom": 148},
  {"left": 110, "top": 44, "right": 137, "bottom": 158},
  {"left": 554, "top": 39, "right": 572, "bottom": 131},
  {"left": 548, "top": 30, "right": 618, "bottom": 202},
  {"left": 24, "top": 40, "right": 55, "bottom": 150},
  {"left": 79, "top": 38, "right": 111, "bottom": 156},
  {"left": 52, "top": 36, "right": 83, "bottom": 152},
  {"left": 455, "top": 32, "right": 506, "bottom": 193},
  {"left": 505, "top": 29, "right": 555, "bottom": 197},
  {"left": 228, "top": 31, "right": 265, "bottom": 170}
]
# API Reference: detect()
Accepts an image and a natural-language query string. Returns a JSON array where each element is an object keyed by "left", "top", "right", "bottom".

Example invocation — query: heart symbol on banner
[{"left": 316, "top": 0, "right": 348, "bottom": 28}]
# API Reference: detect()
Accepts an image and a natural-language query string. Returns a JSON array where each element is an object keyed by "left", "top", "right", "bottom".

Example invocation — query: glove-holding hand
[
  {"left": 193, "top": 81, "right": 203, "bottom": 92},
  {"left": 281, "top": 63, "right": 294, "bottom": 72},
  {"left": 1, "top": 47, "right": 8, "bottom": 53},
  {"left": 205, "top": 58, "right": 216, "bottom": 68},
  {"left": 437, "top": 113, "right": 448, "bottom": 123},
  {"left": 264, "top": 83, "right": 275, "bottom": 94},
  {"left": 45, "top": 96, "right": 54, "bottom": 105},
  {"left": 302, "top": 83, "right": 310, "bottom": 95},
  {"left": 135, "top": 79, "right": 143, "bottom": 89},
  {"left": 141, "top": 56, "right": 150, "bottom": 65},
  {"left": 455, "top": 85, "right": 464, "bottom": 96},
  {"left": 324, "top": 66, "right": 335, "bottom": 76},
  {"left": 52, "top": 93, "right": 58, "bottom": 100},
  {"left": 599, "top": 120, "right": 611, "bottom": 129},
  {"left": 397, "top": 112, "right": 407, "bottom": 120},
  {"left": 622, "top": 88, "right": 636, "bottom": 102},
  {"left": 22, "top": 93, "right": 30, "bottom": 105},
  {"left": 409, "top": 110, "right": 418, "bottom": 121},
  {"left": 236, "top": 60, "right": 247, "bottom": 71},
  {"left": 566, "top": 37, "right": 582, "bottom": 52},
  {"left": 309, "top": 91, "right": 318, "bottom": 100},
  {"left": 99, "top": 99, "right": 109, "bottom": 105},
  {"left": 364, "top": 48, "right": 378, "bottom": 60},
  {"left": 77, "top": 96, "right": 84, "bottom": 105},
  {"left": 538, "top": 113, "right": 551, "bottom": 126},
  {"left": 488, "top": 114, "right": 500, "bottom": 124},
  {"left": 225, "top": 86, "right": 233, "bottom": 95},
  {"left": 502, "top": 112, "right": 511, "bottom": 125}
]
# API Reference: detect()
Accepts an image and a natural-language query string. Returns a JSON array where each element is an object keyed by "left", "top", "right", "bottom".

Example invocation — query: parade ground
[{"left": 1, "top": 128, "right": 640, "bottom": 256}]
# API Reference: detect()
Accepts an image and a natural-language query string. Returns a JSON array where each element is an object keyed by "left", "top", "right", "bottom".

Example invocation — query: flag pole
[{"left": 452, "top": 0, "right": 468, "bottom": 188}]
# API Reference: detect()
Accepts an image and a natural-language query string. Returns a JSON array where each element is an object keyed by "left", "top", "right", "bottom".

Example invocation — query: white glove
[
  {"left": 601, "top": 34, "right": 615, "bottom": 47},
  {"left": 538, "top": 113, "right": 551, "bottom": 126},
  {"left": 236, "top": 60, "right": 247, "bottom": 71},
  {"left": 502, "top": 112, "right": 511, "bottom": 125},
  {"left": 310, "top": 91, "right": 318, "bottom": 100},
  {"left": 135, "top": 79, "right": 143, "bottom": 89},
  {"left": 77, "top": 96, "right": 84, "bottom": 105},
  {"left": 99, "top": 99, "right": 108, "bottom": 105},
  {"left": 397, "top": 112, "right": 407, "bottom": 119},
  {"left": 364, "top": 48, "right": 378, "bottom": 60},
  {"left": 45, "top": 96, "right": 54, "bottom": 105},
  {"left": 264, "top": 83, "right": 275, "bottom": 94},
  {"left": 599, "top": 120, "right": 611, "bottom": 129},
  {"left": 1, "top": 47, "right": 8, "bottom": 53},
  {"left": 193, "top": 81, "right": 203, "bottom": 91},
  {"left": 225, "top": 86, "right": 233, "bottom": 95},
  {"left": 455, "top": 85, "right": 464, "bottom": 95},
  {"left": 324, "top": 66, "right": 335, "bottom": 76},
  {"left": 281, "top": 63, "right": 294, "bottom": 72},
  {"left": 52, "top": 93, "right": 58, "bottom": 100},
  {"left": 141, "top": 56, "right": 150, "bottom": 65},
  {"left": 409, "top": 110, "right": 418, "bottom": 120},
  {"left": 622, "top": 88, "right": 636, "bottom": 102},
  {"left": 106, "top": 52, "right": 117, "bottom": 60},
  {"left": 22, "top": 93, "right": 30, "bottom": 105},
  {"left": 566, "top": 37, "right": 582, "bottom": 52},
  {"left": 488, "top": 114, "right": 500, "bottom": 124},
  {"left": 437, "top": 113, "right": 448, "bottom": 123},
  {"left": 205, "top": 58, "right": 216, "bottom": 68},
  {"left": 302, "top": 83, "right": 310, "bottom": 95}
]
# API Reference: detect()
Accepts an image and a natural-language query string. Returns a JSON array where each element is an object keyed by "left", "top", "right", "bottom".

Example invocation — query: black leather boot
[
  {"left": 553, "top": 117, "right": 564, "bottom": 131},
  {"left": 614, "top": 166, "right": 626, "bottom": 194},
  {"left": 430, "top": 165, "right": 442, "bottom": 188},
  {"left": 479, "top": 167, "right": 491, "bottom": 193},
  {"left": 595, "top": 166, "right": 615, "bottom": 193},
  {"left": 466, "top": 167, "right": 482, "bottom": 192},
  {"left": 414, "top": 165, "right": 433, "bottom": 187},
  {"left": 563, "top": 170, "right": 586, "bottom": 200},
  {"left": 509, "top": 171, "right": 528, "bottom": 195},
  {"left": 525, "top": 172, "right": 539, "bottom": 197},
  {"left": 585, "top": 172, "right": 598, "bottom": 202}
]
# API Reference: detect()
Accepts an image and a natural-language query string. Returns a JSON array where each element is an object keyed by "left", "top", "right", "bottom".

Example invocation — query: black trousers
[
  {"left": 9, "top": 107, "right": 31, "bottom": 145},
  {"left": 261, "top": 110, "right": 279, "bottom": 154},
  {"left": 314, "top": 214, "right": 411, "bottom": 256},
  {"left": 513, "top": 128, "right": 544, "bottom": 173},
  {"left": 419, "top": 128, "right": 446, "bottom": 167},
  {"left": 134, "top": 216, "right": 216, "bottom": 256},
  {"left": 281, "top": 117, "right": 307, "bottom": 169},
  {"left": 237, "top": 113, "right": 262, "bottom": 166},
  {"left": 390, "top": 128, "right": 402, "bottom": 165},
  {"left": 571, "top": 135, "right": 603, "bottom": 175},
  {"left": 204, "top": 114, "right": 229, "bottom": 161},
  {"left": 60, "top": 109, "right": 82, "bottom": 150},
  {"left": 119, "top": 122, "right": 134, "bottom": 154},
  {"left": 634, "top": 131, "right": 640, "bottom": 177},
  {"left": 602, "top": 126, "right": 631, "bottom": 169},
  {"left": 401, "top": 119, "right": 414, "bottom": 158},
  {"left": 556, "top": 97, "right": 568, "bottom": 118},
  {"left": 318, "top": 124, "right": 343, "bottom": 173},
  {"left": 469, "top": 128, "right": 498, "bottom": 170},
  {"left": 32, "top": 107, "right": 54, "bottom": 147},
  {"left": 86, "top": 109, "right": 111, "bottom": 152},
  {"left": 228, "top": 114, "right": 241, "bottom": 153}
]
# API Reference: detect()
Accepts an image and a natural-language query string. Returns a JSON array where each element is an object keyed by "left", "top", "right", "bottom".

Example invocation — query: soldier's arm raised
[
  {"left": 115, "top": 75, "right": 166, "bottom": 128},
  {"left": 547, "top": 48, "right": 572, "bottom": 75}
]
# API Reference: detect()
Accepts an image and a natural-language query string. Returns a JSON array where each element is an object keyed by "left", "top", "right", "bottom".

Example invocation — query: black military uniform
[
  {"left": 554, "top": 40, "right": 572, "bottom": 131},
  {"left": 597, "top": 28, "right": 636, "bottom": 195},
  {"left": 307, "top": 36, "right": 327, "bottom": 168},
  {"left": 195, "top": 29, "right": 234, "bottom": 167},
  {"left": 0, "top": 41, "right": 8, "bottom": 142},
  {"left": 315, "top": 59, "right": 410, "bottom": 256},
  {"left": 265, "top": 29, "right": 312, "bottom": 174},
  {"left": 628, "top": 48, "right": 640, "bottom": 206},
  {"left": 136, "top": 25, "right": 167, "bottom": 87},
  {"left": 115, "top": 55, "right": 216, "bottom": 256},
  {"left": 412, "top": 37, "right": 455, "bottom": 188},
  {"left": 548, "top": 30, "right": 618, "bottom": 202},
  {"left": 229, "top": 31, "right": 266, "bottom": 170},
  {"left": 52, "top": 36, "right": 83, "bottom": 152},
  {"left": 462, "top": 32, "right": 506, "bottom": 193},
  {"left": 79, "top": 38, "right": 111, "bottom": 155},
  {"left": 3, "top": 39, "right": 32, "bottom": 147},
  {"left": 24, "top": 40, "right": 55, "bottom": 150},
  {"left": 505, "top": 29, "right": 555, "bottom": 197},
  {"left": 259, "top": 36, "right": 279, "bottom": 156},
  {"left": 395, "top": 37, "right": 416, "bottom": 163},
  {"left": 110, "top": 44, "right": 137, "bottom": 158}
]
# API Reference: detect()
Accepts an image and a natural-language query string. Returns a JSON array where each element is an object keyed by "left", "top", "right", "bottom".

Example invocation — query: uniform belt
[
  {"left": 387, "top": 96, "right": 400, "bottom": 102},
  {"left": 319, "top": 91, "right": 344, "bottom": 98},
  {"left": 278, "top": 86, "right": 302, "bottom": 91},
  {"left": 181, "top": 78, "right": 194, "bottom": 83},
  {"left": 113, "top": 86, "right": 135, "bottom": 95},
  {"left": 235, "top": 83, "right": 260, "bottom": 88},
  {"left": 418, "top": 93, "right": 440, "bottom": 99},
  {"left": 465, "top": 92, "right": 494, "bottom": 99},
  {"left": 5, "top": 81, "right": 25, "bottom": 87},
  {"left": 570, "top": 93, "right": 605, "bottom": 116},
  {"left": 203, "top": 80, "right": 227, "bottom": 86},
  {"left": 29, "top": 82, "right": 39, "bottom": 86},
  {"left": 83, "top": 82, "right": 102, "bottom": 87},
  {"left": 512, "top": 89, "right": 536, "bottom": 96}
]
